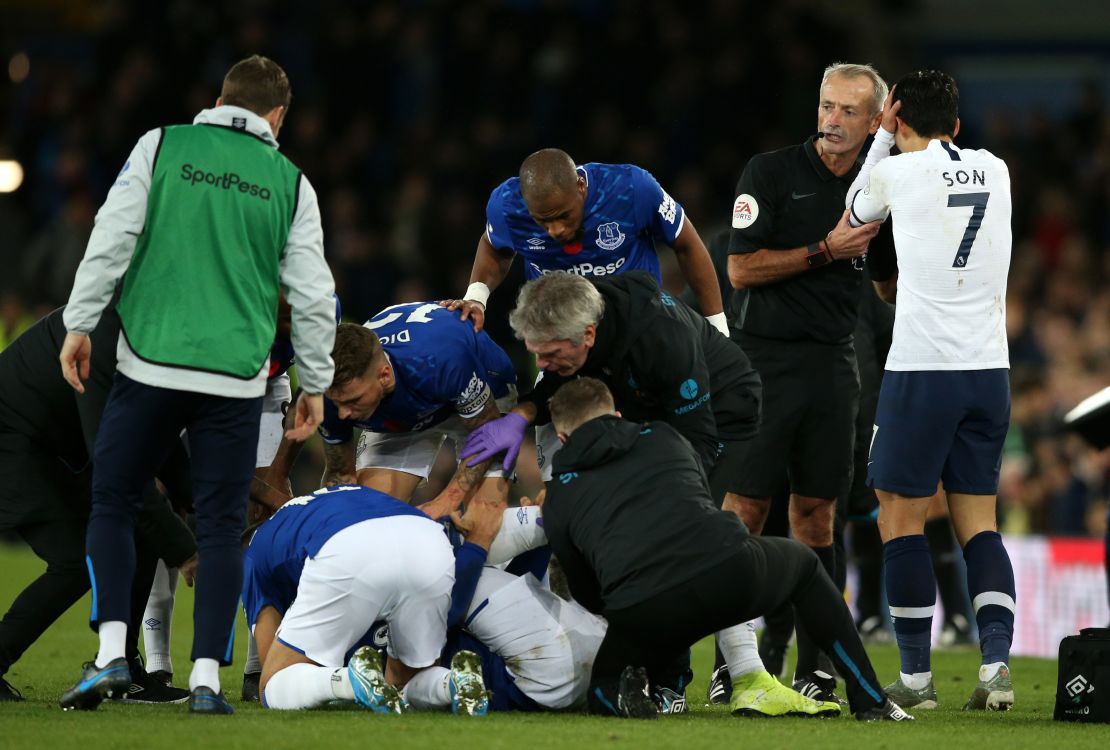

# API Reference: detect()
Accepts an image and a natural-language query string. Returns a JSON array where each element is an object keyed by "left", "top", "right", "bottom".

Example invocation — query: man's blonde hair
[{"left": 549, "top": 378, "right": 616, "bottom": 436}]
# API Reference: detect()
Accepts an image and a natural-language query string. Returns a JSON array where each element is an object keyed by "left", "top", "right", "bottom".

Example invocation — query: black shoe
[
  {"left": 792, "top": 670, "right": 846, "bottom": 705},
  {"left": 707, "top": 665, "right": 732, "bottom": 705},
  {"left": 117, "top": 668, "right": 189, "bottom": 704},
  {"left": 856, "top": 697, "right": 915, "bottom": 721},
  {"left": 59, "top": 658, "right": 131, "bottom": 711},
  {"left": 0, "top": 676, "right": 23, "bottom": 702},
  {"left": 241, "top": 671, "right": 261, "bottom": 702},
  {"left": 189, "top": 685, "right": 235, "bottom": 714},
  {"left": 148, "top": 670, "right": 174, "bottom": 687},
  {"left": 617, "top": 666, "right": 658, "bottom": 719},
  {"left": 758, "top": 639, "right": 790, "bottom": 679}
]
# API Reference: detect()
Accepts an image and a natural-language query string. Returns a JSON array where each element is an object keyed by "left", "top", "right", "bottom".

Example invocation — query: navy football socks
[
  {"left": 962, "top": 531, "right": 1015, "bottom": 666},
  {"left": 883, "top": 534, "right": 935, "bottom": 676}
]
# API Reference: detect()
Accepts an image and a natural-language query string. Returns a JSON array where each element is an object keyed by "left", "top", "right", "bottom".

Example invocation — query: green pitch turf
[{"left": 0, "top": 542, "right": 1104, "bottom": 749}]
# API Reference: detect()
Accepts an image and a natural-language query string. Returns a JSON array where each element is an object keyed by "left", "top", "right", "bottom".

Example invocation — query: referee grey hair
[
  {"left": 821, "top": 62, "right": 888, "bottom": 115},
  {"left": 509, "top": 272, "right": 604, "bottom": 344}
]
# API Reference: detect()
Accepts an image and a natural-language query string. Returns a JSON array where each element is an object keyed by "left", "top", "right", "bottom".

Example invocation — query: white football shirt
[{"left": 850, "top": 138, "right": 1011, "bottom": 371}]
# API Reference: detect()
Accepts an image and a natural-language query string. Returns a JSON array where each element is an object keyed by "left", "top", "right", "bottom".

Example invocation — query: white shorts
[
  {"left": 466, "top": 567, "right": 606, "bottom": 710},
  {"left": 256, "top": 374, "right": 292, "bottom": 468},
  {"left": 275, "top": 514, "right": 454, "bottom": 668},
  {"left": 355, "top": 389, "right": 517, "bottom": 479}
]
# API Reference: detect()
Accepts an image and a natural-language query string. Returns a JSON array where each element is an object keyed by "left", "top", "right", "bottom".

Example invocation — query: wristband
[
  {"left": 706, "top": 312, "right": 729, "bottom": 337},
  {"left": 463, "top": 282, "right": 490, "bottom": 308},
  {"left": 806, "top": 242, "right": 831, "bottom": 268}
]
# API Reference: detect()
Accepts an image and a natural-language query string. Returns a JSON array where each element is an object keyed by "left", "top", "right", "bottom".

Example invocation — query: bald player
[{"left": 443, "top": 148, "right": 727, "bottom": 337}]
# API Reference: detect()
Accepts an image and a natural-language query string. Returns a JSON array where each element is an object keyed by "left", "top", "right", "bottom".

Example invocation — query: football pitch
[{"left": 1, "top": 543, "right": 1104, "bottom": 749}]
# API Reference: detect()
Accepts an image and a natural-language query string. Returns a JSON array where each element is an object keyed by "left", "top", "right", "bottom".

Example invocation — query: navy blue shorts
[{"left": 867, "top": 369, "right": 1010, "bottom": 497}]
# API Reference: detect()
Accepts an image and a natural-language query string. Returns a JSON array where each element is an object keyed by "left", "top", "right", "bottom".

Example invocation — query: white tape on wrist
[
  {"left": 464, "top": 282, "right": 490, "bottom": 308},
  {"left": 706, "top": 312, "right": 729, "bottom": 337}
]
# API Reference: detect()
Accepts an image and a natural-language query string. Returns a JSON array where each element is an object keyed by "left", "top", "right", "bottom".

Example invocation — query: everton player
[
  {"left": 443, "top": 149, "right": 728, "bottom": 337},
  {"left": 846, "top": 71, "right": 1016, "bottom": 711},
  {"left": 318, "top": 304, "right": 518, "bottom": 520},
  {"left": 242, "top": 484, "right": 490, "bottom": 716}
]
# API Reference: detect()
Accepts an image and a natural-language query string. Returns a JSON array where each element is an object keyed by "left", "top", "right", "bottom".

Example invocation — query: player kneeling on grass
[
  {"left": 541, "top": 379, "right": 913, "bottom": 721},
  {"left": 242, "top": 484, "right": 490, "bottom": 715}
]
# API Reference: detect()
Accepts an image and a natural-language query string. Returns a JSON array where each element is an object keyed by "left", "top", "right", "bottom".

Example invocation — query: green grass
[{"left": 1, "top": 542, "right": 1104, "bottom": 749}]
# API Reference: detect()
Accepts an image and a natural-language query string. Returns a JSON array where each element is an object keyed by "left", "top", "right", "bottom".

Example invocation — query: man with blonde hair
[{"left": 542, "top": 378, "right": 911, "bottom": 722}]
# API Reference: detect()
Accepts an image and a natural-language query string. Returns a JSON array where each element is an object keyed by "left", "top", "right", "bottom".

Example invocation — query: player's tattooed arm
[
  {"left": 419, "top": 397, "right": 505, "bottom": 520},
  {"left": 320, "top": 439, "right": 356, "bottom": 488}
]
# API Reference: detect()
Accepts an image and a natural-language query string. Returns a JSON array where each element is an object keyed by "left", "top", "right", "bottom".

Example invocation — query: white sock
[
  {"left": 486, "top": 506, "right": 547, "bottom": 565},
  {"left": 979, "top": 662, "right": 1006, "bottom": 681},
  {"left": 900, "top": 671, "right": 932, "bottom": 690},
  {"left": 189, "top": 657, "right": 221, "bottom": 693},
  {"left": 402, "top": 666, "right": 451, "bottom": 709},
  {"left": 330, "top": 667, "right": 355, "bottom": 701},
  {"left": 262, "top": 663, "right": 338, "bottom": 710},
  {"left": 718, "top": 621, "right": 764, "bottom": 680},
  {"left": 141, "top": 561, "right": 178, "bottom": 675},
  {"left": 95, "top": 621, "right": 128, "bottom": 668},
  {"left": 244, "top": 632, "right": 262, "bottom": 674}
]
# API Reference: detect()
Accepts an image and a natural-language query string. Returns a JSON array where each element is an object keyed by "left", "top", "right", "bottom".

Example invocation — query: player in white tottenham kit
[{"left": 846, "top": 70, "right": 1016, "bottom": 712}]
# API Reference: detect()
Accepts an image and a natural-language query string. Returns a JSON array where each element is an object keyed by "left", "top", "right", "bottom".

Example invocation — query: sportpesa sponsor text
[
  {"left": 529, "top": 257, "right": 627, "bottom": 277},
  {"left": 180, "top": 163, "right": 273, "bottom": 200}
]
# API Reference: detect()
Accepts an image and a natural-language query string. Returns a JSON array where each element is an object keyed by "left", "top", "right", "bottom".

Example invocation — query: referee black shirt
[{"left": 729, "top": 135, "right": 863, "bottom": 344}]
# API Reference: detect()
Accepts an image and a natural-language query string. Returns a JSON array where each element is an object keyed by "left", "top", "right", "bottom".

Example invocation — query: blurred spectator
[{"left": 2, "top": 1, "right": 1106, "bottom": 532}]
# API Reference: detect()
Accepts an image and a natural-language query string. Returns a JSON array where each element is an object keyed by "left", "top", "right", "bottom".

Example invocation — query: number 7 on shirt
[{"left": 947, "top": 192, "right": 989, "bottom": 268}]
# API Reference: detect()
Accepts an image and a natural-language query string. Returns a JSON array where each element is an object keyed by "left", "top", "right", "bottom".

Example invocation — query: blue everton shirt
[
  {"left": 268, "top": 294, "right": 343, "bottom": 381},
  {"left": 241, "top": 485, "right": 429, "bottom": 629},
  {"left": 319, "top": 302, "right": 517, "bottom": 444},
  {"left": 485, "top": 163, "right": 685, "bottom": 281}
]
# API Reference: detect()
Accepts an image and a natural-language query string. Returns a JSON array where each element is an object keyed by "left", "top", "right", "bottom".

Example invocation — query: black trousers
[
  {"left": 87, "top": 373, "right": 261, "bottom": 665},
  {"left": 0, "top": 442, "right": 162, "bottom": 677},
  {"left": 588, "top": 536, "right": 885, "bottom": 715}
]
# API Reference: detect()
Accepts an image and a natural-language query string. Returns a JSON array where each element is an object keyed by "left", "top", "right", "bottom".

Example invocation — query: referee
[
  {"left": 58, "top": 55, "right": 336, "bottom": 713},
  {"left": 725, "top": 62, "right": 887, "bottom": 703}
]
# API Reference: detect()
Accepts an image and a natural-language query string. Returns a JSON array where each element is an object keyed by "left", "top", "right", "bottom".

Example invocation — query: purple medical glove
[{"left": 460, "top": 412, "right": 528, "bottom": 472}]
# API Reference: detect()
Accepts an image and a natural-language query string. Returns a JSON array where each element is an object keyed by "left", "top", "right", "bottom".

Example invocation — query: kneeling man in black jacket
[{"left": 541, "top": 378, "right": 911, "bottom": 722}]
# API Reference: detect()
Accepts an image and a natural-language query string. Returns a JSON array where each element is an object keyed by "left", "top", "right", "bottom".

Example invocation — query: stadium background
[{"left": 0, "top": 0, "right": 1107, "bottom": 655}]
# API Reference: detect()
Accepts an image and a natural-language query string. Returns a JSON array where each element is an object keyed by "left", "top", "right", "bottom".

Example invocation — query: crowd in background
[{"left": 1, "top": 0, "right": 1106, "bottom": 538}]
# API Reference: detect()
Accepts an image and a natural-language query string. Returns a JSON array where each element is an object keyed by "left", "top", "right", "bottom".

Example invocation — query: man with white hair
[{"left": 722, "top": 62, "right": 891, "bottom": 704}]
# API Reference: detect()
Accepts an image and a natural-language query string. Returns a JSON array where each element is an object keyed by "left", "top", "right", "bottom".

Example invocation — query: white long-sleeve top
[{"left": 63, "top": 105, "right": 336, "bottom": 397}]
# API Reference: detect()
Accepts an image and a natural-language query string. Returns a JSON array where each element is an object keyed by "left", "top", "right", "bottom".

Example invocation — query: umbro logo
[
  {"left": 527, "top": 237, "right": 546, "bottom": 247},
  {"left": 1066, "top": 674, "right": 1094, "bottom": 697},
  {"left": 791, "top": 191, "right": 817, "bottom": 200}
]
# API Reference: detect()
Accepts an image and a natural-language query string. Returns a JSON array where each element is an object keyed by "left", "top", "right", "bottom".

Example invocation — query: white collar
[{"left": 192, "top": 105, "right": 279, "bottom": 148}]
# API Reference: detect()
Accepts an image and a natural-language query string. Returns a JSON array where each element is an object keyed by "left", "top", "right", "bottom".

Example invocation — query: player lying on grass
[{"left": 243, "top": 484, "right": 490, "bottom": 716}]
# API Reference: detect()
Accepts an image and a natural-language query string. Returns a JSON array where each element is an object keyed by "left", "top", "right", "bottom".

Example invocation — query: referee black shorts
[{"left": 729, "top": 335, "right": 859, "bottom": 500}]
